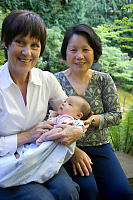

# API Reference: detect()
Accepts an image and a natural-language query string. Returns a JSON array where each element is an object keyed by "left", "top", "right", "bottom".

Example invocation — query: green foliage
[
  {"left": 109, "top": 104, "right": 133, "bottom": 155},
  {"left": 0, "top": 0, "right": 131, "bottom": 29},
  {"left": 0, "top": 7, "right": 6, "bottom": 65},
  {"left": 36, "top": 26, "right": 67, "bottom": 73},
  {"left": 94, "top": 25, "right": 133, "bottom": 92},
  {"left": 0, "top": 0, "right": 63, "bottom": 28},
  {"left": 121, "top": 84, "right": 133, "bottom": 91},
  {"left": 103, "top": 4, "right": 133, "bottom": 57},
  {"left": 0, "top": 49, "right": 5, "bottom": 65},
  {"left": 94, "top": 24, "right": 118, "bottom": 45},
  {"left": 0, "top": 0, "right": 89, "bottom": 31}
]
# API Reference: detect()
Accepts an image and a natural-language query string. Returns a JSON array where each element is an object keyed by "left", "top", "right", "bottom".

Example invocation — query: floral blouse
[{"left": 55, "top": 71, "right": 122, "bottom": 147}]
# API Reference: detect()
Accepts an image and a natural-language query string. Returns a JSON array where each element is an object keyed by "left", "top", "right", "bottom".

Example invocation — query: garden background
[{"left": 0, "top": 0, "right": 133, "bottom": 155}]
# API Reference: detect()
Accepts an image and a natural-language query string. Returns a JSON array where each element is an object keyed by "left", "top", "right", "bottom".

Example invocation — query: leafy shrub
[
  {"left": 95, "top": 25, "right": 133, "bottom": 92},
  {"left": 0, "top": 8, "right": 6, "bottom": 65},
  {"left": 109, "top": 104, "right": 133, "bottom": 155},
  {"left": 36, "top": 26, "right": 67, "bottom": 73}
]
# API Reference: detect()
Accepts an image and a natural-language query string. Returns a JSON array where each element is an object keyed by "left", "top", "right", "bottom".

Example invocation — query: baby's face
[{"left": 57, "top": 96, "right": 82, "bottom": 118}]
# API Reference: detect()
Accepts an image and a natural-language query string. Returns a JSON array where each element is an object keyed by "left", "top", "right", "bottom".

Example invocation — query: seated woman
[
  {"left": 48, "top": 24, "right": 133, "bottom": 200},
  {"left": 0, "top": 10, "right": 84, "bottom": 200},
  {"left": 0, "top": 95, "right": 91, "bottom": 187}
]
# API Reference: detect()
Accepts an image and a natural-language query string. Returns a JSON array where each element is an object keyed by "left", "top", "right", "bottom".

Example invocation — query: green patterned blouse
[{"left": 55, "top": 71, "right": 122, "bottom": 147}]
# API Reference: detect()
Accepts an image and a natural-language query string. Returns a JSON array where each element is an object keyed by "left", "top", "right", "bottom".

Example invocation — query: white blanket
[{"left": 0, "top": 141, "right": 75, "bottom": 188}]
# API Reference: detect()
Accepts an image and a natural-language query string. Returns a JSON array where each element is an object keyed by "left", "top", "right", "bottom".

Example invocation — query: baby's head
[{"left": 57, "top": 95, "right": 91, "bottom": 120}]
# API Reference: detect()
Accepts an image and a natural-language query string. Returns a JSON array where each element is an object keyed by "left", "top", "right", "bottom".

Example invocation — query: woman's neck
[
  {"left": 64, "top": 68, "right": 94, "bottom": 95},
  {"left": 9, "top": 69, "right": 29, "bottom": 86},
  {"left": 65, "top": 68, "right": 92, "bottom": 83}
]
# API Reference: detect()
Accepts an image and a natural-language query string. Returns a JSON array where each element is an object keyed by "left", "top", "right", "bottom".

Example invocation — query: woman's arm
[
  {"left": 98, "top": 73, "right": 122, "bottom": 129},
  {"left": 0, "top": 121, "right": 55, "bottom": 156},
  {"left": 71, "top": 146, "right": 93, "bottom": 176},
  {"left": 17, "top": 121, "right": 54, "bottom": 146},
  {"left": 84, "top": 74, "right": 122, "bottom": 131},
  {"left": 38, "top": 124, "right": 83, "bottom": 145},
  {"left": 47, "top": 73, "right": 67, "bottom": 110}
]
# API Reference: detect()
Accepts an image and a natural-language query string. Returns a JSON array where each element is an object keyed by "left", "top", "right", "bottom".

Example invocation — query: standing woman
[
  {"left": 53, "top": 24, "right": 133, "bottom": 200},
  {"left": 0, "top": 10, "right": 82, "bottom": 200}
]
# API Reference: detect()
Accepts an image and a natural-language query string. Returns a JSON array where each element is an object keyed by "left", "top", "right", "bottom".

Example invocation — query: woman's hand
[
  {"left": 83, "top": 111, "right": 94, "bottom": 131},
  {"left": 17, "top": 121, "right": 55, "bottom": 147},
  {"left": 36, "top": 128, "right": 62, "bottom": 146},
  {"left": 71, "top": 147, "right": 93, "bottom": 176},
  {"left": 40, "top": 124, "right": 83, "bottom": 145},
  {"left": 84, "top": 113, "right": 100, "bottom": 131},
  {"left": 84, "top": 118, "right": 92, "bottom": 131}
]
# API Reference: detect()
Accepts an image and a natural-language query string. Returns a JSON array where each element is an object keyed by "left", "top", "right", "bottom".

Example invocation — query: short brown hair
[{"left": 1, "top": 10, "right": 46, "bottom": 58}]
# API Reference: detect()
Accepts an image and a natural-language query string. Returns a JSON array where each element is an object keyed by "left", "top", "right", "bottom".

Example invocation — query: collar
[
  {"left": 0, "top": 62, "right": 42, "bottom": 90},
  {"left": 0, "top": 62, "right": 14, "bottom": 90},
  {"left": 29, "top": 67, "right": 42, "bottom": 86}
]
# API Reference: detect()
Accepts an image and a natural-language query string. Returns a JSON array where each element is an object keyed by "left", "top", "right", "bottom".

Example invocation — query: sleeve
[
  {"left": 98, "top": 73, "right": 122, "bottom": 129},
  {"left": 74, "top": 119, "right": 85, "bottom": 136},
  {"left": 0, "top": 90, "right": 17, "bottom": 156},
  {"left": 0, "top": 135, "right": 17, "bottom": 156},
  {"left": 47, "top": 72, "right": 68, "bottom": 110},
  {"left": 57, "top": 115, "right": 75, "bottom": 124}
]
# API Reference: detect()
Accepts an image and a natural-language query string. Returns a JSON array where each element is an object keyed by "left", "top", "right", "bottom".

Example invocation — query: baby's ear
[{"left": 75, "top": 112, "right": 83, "bottom": 120}]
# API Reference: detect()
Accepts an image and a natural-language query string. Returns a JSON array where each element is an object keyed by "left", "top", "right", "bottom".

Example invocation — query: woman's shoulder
[
  {"left": 0, "top": 62, "right": 11, "bottom": 89},
  {"left": 30, "top": 68, "right": 59, "bottom": 86},
  {"left": 93, "top": 70, "right": 110, "bottom": 78},
  {"left": 54, "top": 71, "right": 64, "bottom": 79},
  {"left": 32, "top": 67, "right": 52, "bottom": 75},
  {"left": 54, "top": 71, "right": 67, "bottom": 84},
  {"left": 0, "top": 62, "right": 8, "bottom": 74},
  {"left": 92, "top": 70, "right": 115, "bottom": 92},
  {"left": 32, "top": 67, "right": 56, "bottom": 79},
  {"left": 93, "top": 70, "right": 112, "bottom": 82}
]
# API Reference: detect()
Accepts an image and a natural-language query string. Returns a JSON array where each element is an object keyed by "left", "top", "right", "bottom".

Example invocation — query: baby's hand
[
  {"left": 49, "top": 110, "right": 58, "bottom": 118},
  {"left": 36, "top": 128, "right": 50, "bottom": 146}
]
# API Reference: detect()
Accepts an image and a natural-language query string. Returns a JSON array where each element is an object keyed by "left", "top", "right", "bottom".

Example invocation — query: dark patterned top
[{"left": 55, "top": 71, "right": 122, "bottom": 146}]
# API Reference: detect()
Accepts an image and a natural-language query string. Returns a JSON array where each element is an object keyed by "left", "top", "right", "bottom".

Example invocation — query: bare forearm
[
  {"left": 17, "top": 130, "right": 33, "bottom": 147},
  {"left": 17, "top": 121, "right": 55, "bottom": 147}
]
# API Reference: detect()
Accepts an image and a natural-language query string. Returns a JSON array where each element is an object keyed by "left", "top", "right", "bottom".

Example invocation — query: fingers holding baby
[
  {"left": 36, "top": 127, "right": 63, "bottom": 146},
  {"left": 28, "top": 121, "right": 55, "bottom": 143},
  {"left": 36, "top": 122, "right": 73, "bottom": 146}
]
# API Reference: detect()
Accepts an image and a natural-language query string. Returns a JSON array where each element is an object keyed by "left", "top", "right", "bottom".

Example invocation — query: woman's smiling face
[
  {"left": 7, "top": 34, "right": 41, "bottom": 76},
  {"left": 66, "top": 34, "right": 94, "bottom": 74}
]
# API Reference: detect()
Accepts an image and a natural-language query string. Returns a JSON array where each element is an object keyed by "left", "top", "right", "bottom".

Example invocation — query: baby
[
  {"left": 0, "top": 95, "right": 91, "bottom": 187},
  {"left": 36, "top": 95, "right": 91, "bottom": 145}
]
